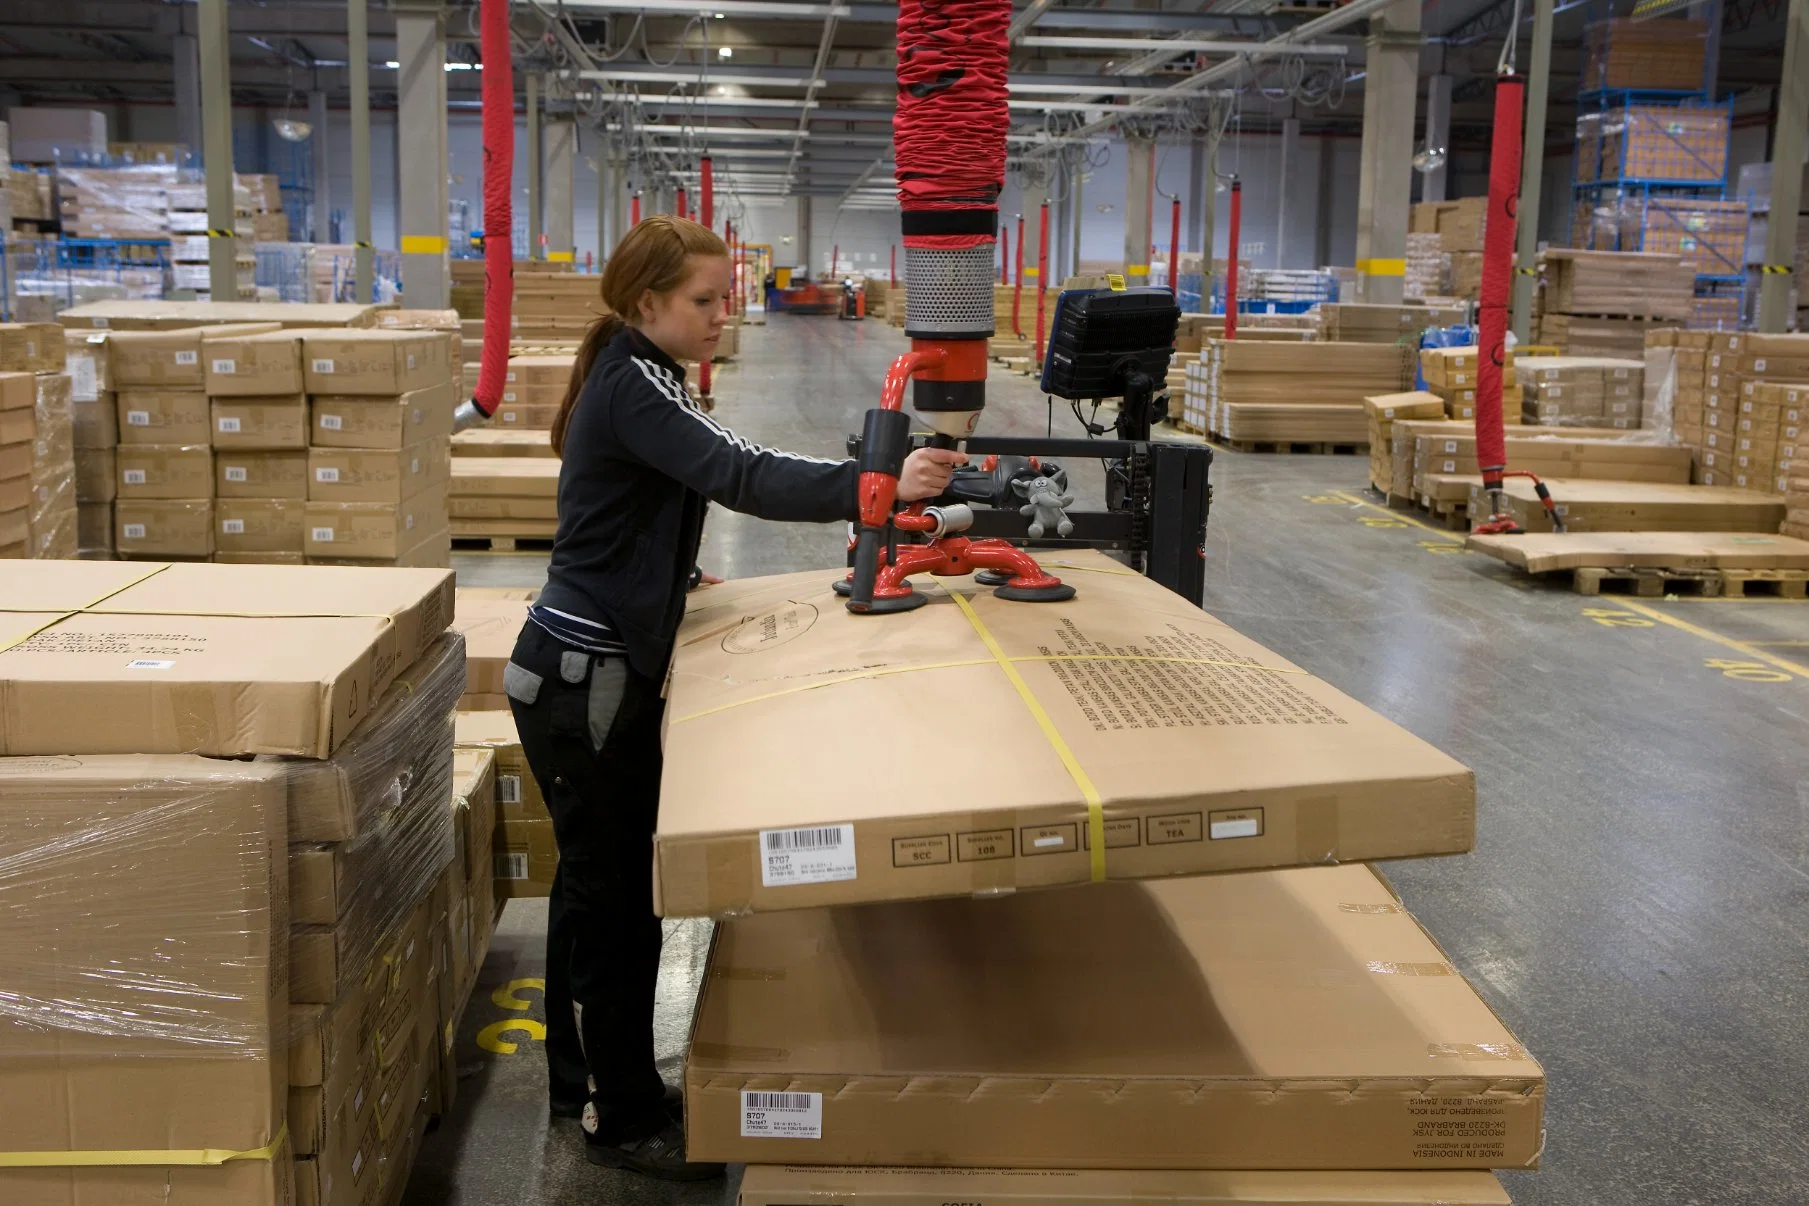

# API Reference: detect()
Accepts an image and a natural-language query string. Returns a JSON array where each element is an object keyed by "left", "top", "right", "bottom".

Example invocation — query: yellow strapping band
[
  {"left": 950, "top": 592, "right": 1108, "bottom": 883},
  {"left": 0, "top": 1124, "right": 287, "bottom": 1168},
  {"left": 0, "top": 564, "right": 171, "bottom": 657}
]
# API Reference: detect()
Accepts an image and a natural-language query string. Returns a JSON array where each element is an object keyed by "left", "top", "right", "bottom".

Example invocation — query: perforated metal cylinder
[{"left": 903, "top": 244, "right": 996, "bottom": 339}]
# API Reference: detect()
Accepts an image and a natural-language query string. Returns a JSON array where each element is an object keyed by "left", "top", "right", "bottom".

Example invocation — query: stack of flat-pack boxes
[
  {"left": 1779, "top": 384, "right": 1809, "bottom": 538},
  {"left": 1316, "top": 301, "right": 1468, "bottom": 343},
  {"left": 203, "top": 329, "right": 315, "bottom": 563},
  {"left": 1363, "top": 391, "right": 1449, "bottom": 498},
  {"left": 652, "top": 558, "right": 1535, "bottom": 1206},
  {"left": 167, "top": 181, "right": 256, "bottom": 299},
  {"left": 448, "top": 457, "right": 561, "bottom": 545},
  {"left": 1407, "top": 197, "right": 1487, "bottom": 301},
  {"left": 1535, "top": 251, "right": 1694, "bottom": 355},
  {"left": 0, "top": 322, "right": 80, "bottom": 559},
  {"left": 511, "top": 268, "right": 600, "bottom": 345},
  {"left": 0, "top": 561, "right": 470, "bottom": 1206},
  {"left": 1691, "top": 333, "right": 1809, "bottom": 492},
  {"left": 1196, "top": 338, "right": 1414, "bottom": 444},
  {"left": 1519, "top": 356, "right": 1646, "bottom": 429},
  {"left": 1418, "top": 346, "right": 1523, "bottom": 422},
  {"left": 491, "top": 354, "right": 575, "bottom": 431},
  {"left": 1645, "top": 327, "right": 1711, "bottom": 443},
  {"left": 65, "top": 328, "right": 119, "bottom": 557},
  {"left": 301, "top": 329, "right": 456, "bottom": 568},
  {"left": 108, "top": 322, "right": 282, "bottom": 561}
]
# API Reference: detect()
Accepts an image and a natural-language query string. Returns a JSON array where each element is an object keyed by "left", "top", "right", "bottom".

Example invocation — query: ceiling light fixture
[{"left": 719, "top": 46, "right": 733, "bottom": 57}]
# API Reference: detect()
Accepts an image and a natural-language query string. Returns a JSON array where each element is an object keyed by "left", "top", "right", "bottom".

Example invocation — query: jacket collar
[{"left": 613, "top": 325, "right": 687, "bottom": 385}]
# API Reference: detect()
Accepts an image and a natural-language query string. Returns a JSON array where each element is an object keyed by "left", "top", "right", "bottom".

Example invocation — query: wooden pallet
[
  {"left": 1572, "top": 566, "right": 1809, "bottom": 598},
  {"left": 1418, "top": 496, "right": 1471, "bottom": 531},
  {"left": 1215, "top": 438, "right": 1368, "bottom": 456}
]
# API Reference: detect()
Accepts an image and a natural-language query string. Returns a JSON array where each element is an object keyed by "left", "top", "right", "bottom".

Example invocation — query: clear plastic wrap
[
  {"left": 53, "top": 164, "right": 180, "bottom": 240},
  {"left": 29, "top": 370, "right": 77, "bottom": 559}
]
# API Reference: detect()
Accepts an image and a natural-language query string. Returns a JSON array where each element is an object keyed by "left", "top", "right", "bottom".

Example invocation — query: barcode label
[
  {"left": 222, "top": 519, "right": 245, "bottom": 534},
  {"left": 217, "top": 416, "right": 242, "bottom": 433},
  {"left": 174, "top": 350, "right": 198, "bottom": 366},
  {"left": 225, "top": 466, "right": 248, "bottom": 482},
  {"left": 312, "top": 526, "right": 336, "bottom": 542},
  {"left": 320, "top": 414, "right": 344, "bottom": 430},
  {"left": 740, "top": 1090, "right": 822, "bottom": 1139},
  {"left": 406, "top": 353, "right": 417, "bottom": 369},
  {"left": 316, "top": 467, "right": 340, "bottom": 482},
  {"left": 312, "top": 358, "right": 336, "bottom": 373},
  {"left": 126, "top": 410, "right": 150, "bottom": 426},
  {"left": 122, "top": 523, "right": 146, "bottom": 539},
  {"left": 212, "top": 359, "right": 236, "bottom": 374},
  {"left": 126, "top": 659, "right": 175, "bottom": 670},
  {"left": 759, "top": 823, "right": 856, "bottom": 887},
  {"left": 497, "top": 775, "right": 522, "bottom": 804},
  {"left": 496, "top": 852, "right": 530, "bottom": 880},
  {"left": 122, "top": 469, "right": 147, "bottom": 484}
]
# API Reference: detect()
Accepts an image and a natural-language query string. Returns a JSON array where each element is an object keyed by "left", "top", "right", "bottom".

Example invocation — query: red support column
[
  {"left": 1011, "top": 213, "right": 1024, "bottom": 337},
  {"left": 831, "top": 243, "right": 839, "bottom": 279},
  {"left": 701, "top": 157, "right": 714, "bottom": 229},
  {"left": 1168, "top": 197, "right": 1181, "bottom": 296},
  {"left": 631, "top": 193, "right": 641, "bottom": 225},
  {"left": 677, "top": 187, "right": 688, "bottom": 220},
  {"left": 1224, "top": 179, "right": 1242, "bottom": 340},
  {"left": 890, "top": 243, "right": 897, "bottom": 286},
  {"left": 999, "top": 224, "right": 1009, "bottom": 284},
  {"left": 1034, "top": 200, "right": 1051, "bottom": 365}
]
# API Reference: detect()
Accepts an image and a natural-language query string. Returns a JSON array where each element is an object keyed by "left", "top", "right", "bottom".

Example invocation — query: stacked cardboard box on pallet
[
  {"left": 654, "top": 559, "right": 1528, "bottom": 1199},
  {"left": 0, "top": 562, "right": 467, "bottom": 1206},
  {"left": 1518, "top": 356, "right": 1647, "bottom": 429},
  {"left": 66, "top": 329, "right": 119, "bottom": 557},
  {"left": 0, "top": 371, "right": 32, "bottom": 557},
  {"left": 1364, "top": 391, "right": 1448, "bottom": 497},
  {"left": 1316, "top": 302, "right": 1468, "bottom": 343},
  {"left": 1781, "top": 383, "right": 1809, "bottom": 538},
  {"left": 1535, "top": 251, "right": 1694, "bottom": 355},
  {"left": 1582, "top": 17, "right": 1706, "bottom": 90},
  {"left": 1407, "top": 198, "right": 1488, "bottom": 302},
  {"left": 1198, "top": 339, "right": 1412, "bottom": 444},
  {"left": 448, "top": 457, "right": 561, "bottom": 545},
  {"left": 1404, "top": 231, "right": 1451, "bottom": 301},
  {"left": 1690, "top": 333, "right": 1809, "bottom": 492},
  {"left": 1418, "top": 346, "right": 1524, "bottom": 422},
  {"left": 0, "top": 324, "right": 77, "bottom": 560},
  {"left": 491, "top": 354, "right": 576, "bottom": 430}
]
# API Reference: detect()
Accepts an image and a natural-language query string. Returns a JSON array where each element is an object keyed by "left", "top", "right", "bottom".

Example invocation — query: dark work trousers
[{"left": 504, "top": 620, "right": 668, "bottom": 1143}]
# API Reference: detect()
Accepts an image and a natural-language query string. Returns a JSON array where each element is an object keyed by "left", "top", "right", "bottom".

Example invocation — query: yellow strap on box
[
  {"left": 400, "top": 235, "right": 449, "bottom": 255},
  {"left": 1357, "top": 258, "right": 1406, "bottom": 277},
  {"left": 950, "top": 591, "right": 1107, "bottom": 883},
  {"left": 0, "top": 564, "right": 171, "bottom": 657},
  {"left": 0, "top": 1124, "right": 286, "bottom": 1168}
]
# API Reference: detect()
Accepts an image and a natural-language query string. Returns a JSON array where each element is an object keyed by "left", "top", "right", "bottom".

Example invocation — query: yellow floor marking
[
  {"left": 1615, "top": 599, "right": 1809, "bottom": 679},
  {"left": 1332, "top": 490, "right": 1464, "bottom": 542}
]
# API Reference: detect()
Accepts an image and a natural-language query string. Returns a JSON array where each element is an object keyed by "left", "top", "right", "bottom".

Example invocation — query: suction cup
[
  {"left": 993, "top": 580, "right": 1077, "bottom": 603},
  {"left": 846, "top": 589, "right": 929, "bottom": 614},
  {"left": 974, "top": 568, "right": 1013, "bottom": 586},
  {"left": 831, "top": 577, "right": 854, "bottom": 596}
]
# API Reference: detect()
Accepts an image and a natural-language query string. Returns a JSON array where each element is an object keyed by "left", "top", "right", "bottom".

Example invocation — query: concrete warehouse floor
[{"left": 404, "top": 314, "right": 1809, "bottom": 1206}]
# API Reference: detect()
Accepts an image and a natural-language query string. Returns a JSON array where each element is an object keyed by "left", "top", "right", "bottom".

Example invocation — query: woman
[{"left": 503, "top": 216, "right": 961, "bottom": 1181}]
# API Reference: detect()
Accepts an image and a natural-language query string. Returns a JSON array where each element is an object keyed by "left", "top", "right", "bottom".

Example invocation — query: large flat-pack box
[
  {"left": 304, "top": 483, "right": 449, "bottom": 560},
  {"left": 108, "top": 323, "right": 284, "bottom": 388},
  {"left": 213, "top": 396, "right": 309, "bottom": 450},
  {"left": 302, "top": 330, "right": 452, "bottom": 395},
  {"left": 654, "top": 557, "right": 1475, "bottom": 917},
  {"left": 736, "top": 1166, "right": 1511, "bottom": 1206},
  {"left": 449, "top": 589, "right": 529, "bottom": 700},
  {"left": 205, "top": 330, "right": 306, "bottom": 395},
  {"left": 0, "top": 755, "right": 291, "bottom": 1206},
  {"left": 310, "top": 381, "right": 457, "bottom": 450},
  {"left": 308, "top": 436, "right": 451, "bottom": 503},
  {"left": 687, "top": 864, "right": 1543, "bottom": 1170},
  {"left": 0, "top": 321, "right": 68, "bottom": 372},
  {"left": 218, "top": 448, "right": 308, "bottom": 499},
  {"left": 0, "top": 560, "right": 453, "bottom": 757},
  {"left": 58, "top": 300, "right": 381, "bottom": 331}
]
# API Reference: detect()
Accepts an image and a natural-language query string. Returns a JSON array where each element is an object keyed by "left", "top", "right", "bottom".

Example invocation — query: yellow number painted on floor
[
  {"left": 1302, "top": 494, "right": 1343, "bottom": 504},
  {"left": 1418, "top": 540, "right": 1464, "bottom": 554},
  {"left": 1582, "top": 608, "right": 1655, "bottom": 628},
  {"left": 1359, "top": 516, "right": 1409, "bottom": 528},
  {"left": 477, "top": 1018, "right": 547, "bottom": 1055},
  {"left": 1705, "top": 658, "right": 1792, "bottom": 683},
  {"left": 492, "top": 978, "right": 547, "bottom": 1011}
]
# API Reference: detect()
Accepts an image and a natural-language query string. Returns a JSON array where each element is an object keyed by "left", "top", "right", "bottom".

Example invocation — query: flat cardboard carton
[
  {"left": 310, "top": 381, "right": 457, "bottom": 450},
  {"left": 73, "top": 395, "right": 118, "bottom": 448},
  {"left": 655, "top": 556, "right": 1475, "bottom": 918},
  {"left": 57, "top": 300, "right": 380, "bottom": 331},
  {"left": 495, "top": 818, "right": 558, "bottom": 898},
  {"left": 217, "top": 497, "right": 306, "bottom": 554},
  {"left": 108, "top": 322, "right": 284, "bottom": 388},
  {"left": 454, "top": 709, "right": 548, "bottom": 822},
  {"left": 116, "top": 498, "right": 214, "bottom": 558},
  {"left": 304, "top": 483, "right": 450, "bottom": 559},
  {"left": 1, "top": 440, "right": 31, "bottom": 482},
  {"left": 213, "top": 396, "right": 309, "bottom": 449},
  {"left": 0, "top": 408, "right": 33, "bottom": 445},
  {"left": 2, "top": 370, "right": 39, "bottom": 411},
  {"left": 218, "top": 448, "right": 308, "bottom": 499},
  {"left": 205, "top": 330, "right": 306, "bottom": 395},
  {"left": 0, "top": 756, "right": 288, "bottom": 1204},
  {"left": 74, "top": 447, "right": 115, "bottom": 502},
  {"left": 0, "top": 321, "right": 67, "bottom": 372},
  {"left": 117, "top": 443, "right": 213, "bottom": 499},
  {"left": 449, "top": 590, "right": 529, "bottom": 697},
  {"left": 308, "top": 436, "right": 452, "bottom": 503},
  {"left": 503, "top": 354, "right": 578, "bottom": 386},
  {"left": 0, "top": 560, "right": 454, "bottom": 757},
  {"left": 689, "top": 865, "right": 1542, "bottom": 1170},
  {"left": 118, "top": 388, "right": 211, "bottom": 445},
  {"left": 303, "top": 330, "right": 451, "bottom": 395},
  {"left": 736, "top": 1166, "right": 1512, "bottom": 1206},
  {"left": 448, "top": 455, "right": 558, "bottom": 497}
]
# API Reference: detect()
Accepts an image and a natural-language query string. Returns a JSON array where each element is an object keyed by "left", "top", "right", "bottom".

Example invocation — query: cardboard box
[
  {"left": 108, "top": 322, "right": 284, "bottom": 388},
  {"left": 0, "top": 321, "right": 67, "bottom": 372},
  {"left": 118, "top": 389, "right": 211, "bottom": 445},
  {"left": 1, "top": 371, "right": 36, "bottom": 415},
  {"left": 687, "top": 864, "right": 1543, "bottom": 1170},
  {"left": 217, "top": 497, "right": 306, "bottom": 554},
  {"left": 77, "top": 500, "right": 113, "bottom": 551},
  {"left": 117, "top": 443, "right": 213, "bottom": 499},
  {"left": 495, "top": 818, "right": 558, "bottom": 898},
  {"left": 0, "top": 409, "right": 33, "bottom": 447},
  {"left": 654, "top": 556, "right": 1475, "bottom": 918},
  {"left": 116, "top": 498, "right": 212, "bottom": 558},
  {"left": 303, "top": 330, "right": 452, "bottom": 395},
  {"left": 218, "top": 449, "right": 308, "bottom": 500},
  {"left": 73, "top": 395, "right": 118, "bottom": 448},
  {"left": 304, "top": 483, "right": 449, "bottom": 559},
  {"left": 0, "top": 560, "right": 454, "bottom": 757},
  {"left": 308, "top": 436, "right": 452, "bottom": 503},
  {"left": 454, "top": 709, "right": 547, "bottom": 822},
  {"left": 205, "top": 330, "right": 306, "bottom": 395},
  {"left": 491, "top": 403, "right": 561, "bottom": 430},
  {"left": 58, "top": 300, "right": 380, "bottom": 332},
  {"left": 213, "top": 396, "right": 309, "bottom": 450},
  {"left": 0, "top": 756, "right": 287, "bottom": 1202},
  {"left": 449, "top": 589, "right": 529, "bottom": 699},
  {"left": 64, "top": 329, "right": 114, "bottom": 403},
  {"left": 735, "top": 1166, "right": 1512, "bottom": 1206},
  {"left": 75, "top": 446, "right": 116, "bottom": 503},
  {"left": 310, "top": 381, "right": 458, "bottom": 450}
]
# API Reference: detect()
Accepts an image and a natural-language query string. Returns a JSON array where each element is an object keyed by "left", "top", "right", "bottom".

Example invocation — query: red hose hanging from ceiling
[
  {"left": 470, "top": 0, "right": 513, "bottom": 417},
  {"left": 1474, "top": 72, "right": 1524, "bottom": 500},
  {"left": 894, "top": 0, "right": 1010, "bottom": 251}
]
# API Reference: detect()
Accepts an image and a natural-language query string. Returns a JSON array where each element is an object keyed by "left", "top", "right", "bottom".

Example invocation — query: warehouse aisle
[{"left": 411, "top": 315, "right": 1809, "bottom": 1205}]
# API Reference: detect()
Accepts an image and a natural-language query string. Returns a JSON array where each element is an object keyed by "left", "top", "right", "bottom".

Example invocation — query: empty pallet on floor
[{"left": 1466, "top": 479, "right": 1788, "bottom": 534}]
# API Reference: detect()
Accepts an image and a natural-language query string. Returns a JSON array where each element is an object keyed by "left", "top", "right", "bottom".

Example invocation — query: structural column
[
  {"left": 545, "top": 118, "right": 576, "bottom": 262},
  {"left": 1422, "top": 74, "right": 1452, "bottom": 204},
  {"left": 1276, "top": 116, "right": 1301, "bottom": 268},
  {"left": 1512, "top": 0, "right": 1554, "bottom": 341},
  {"left": 1758, "top": 0, "right": 1807, "bottom": 332},
  {"left": 1199, "top": 132, "right": 1217, "bottom": 304},
  {"left": 349, "top": 0, "right": 373, "bottom": 301},
  {"left": 173, "top": 24, "right": 201, "bottom": 162},
  {"left": 197, "top": 0, "right": 237, "bottom": 300},
  {"left": 395, "top": 1, "right": 450, "bottom": 306},
  {"left": 595, "top": 147, "right": 611, "bottom": 264},
  {"left": 1353, "top": 0, "right": 1420, "bottom": 305},
  {"left": 1020, "top": 163, "right": 1049, "bottom": 295},
  {"left": 1123, "top": 138, "right": 1155, "bottom": 287},
  {"left": 797, "top": 195, "right": 813, "bottom": 273},
  {"left": 612, "top": 154, "right": 630, "bottom": 245},
  {"left": 526, "top": 74, "right": 542, "bottom": 258},
  {"left": 1069, "top": 162, "right": 1085, "bottom": 282},
  {"left": 309, "top": 88, "right": 331, "bottom": 243}
]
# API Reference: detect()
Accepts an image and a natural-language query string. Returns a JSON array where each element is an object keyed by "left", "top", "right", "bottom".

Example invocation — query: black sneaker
[{"left": 583, "top": 1119, "right": 724, "bottom": 1182}]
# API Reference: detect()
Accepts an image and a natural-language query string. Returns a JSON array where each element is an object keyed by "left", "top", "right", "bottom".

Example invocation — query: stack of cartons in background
[
  {"left": 1419, "top": 346, "right": 1524, "bottom": 422},
  {"left": 301, "top": 329, "right": 456, "bottom": 568},
  {"left": 993, "top": 282, "right": 1061, "bottom": 339},
  {"left": 1404, "top": 231, "right": 1451, "bottom": 301},
  {"left": 245, "top": 173, "right": 289, "bottom": 242},
  {"left": 1518, "top": 356, "right": 1646, "bottom": 429},
  {"left": 1695, "top": 333, "right": 1809, "bottom": 491},
  {"left": 167, "top": 181, "right": 257, "bottom": 299},
  {"left": 0, "top": 322, "right": 78, "bottom": 559},
  {"left": 56, "top": 299, "right": 382, "bottom": 332},
  {"left": 1781, "top": 384, "right": 1809, "bottom": 537},
  {"left": 1535, "top": 250, "right": 1693, "bottom": 356},
  {"left": 1200, "top": 339, "right": 1413, "bottom": 446},
  {"left": 492, "top": 354, "right": 576, "bottom": 430},
  {"left": 448, "top": 457, "right": 562, "bottom": 547},
  {"left": 1316, "top": 301, "right": 1468, "bottom": 343},
  {"left": 0, "top": 370, "right": 32, "bottom": 557},
  {"left": 378, "top": 310, "right": 465, "bottom": 387},
  {"left": 109, "top": 322, "right": 281, "bottom": 561},
  {"left": 0, "top": 562, "right": 466, "bottom": 1206},
  {"left": 1582, "top": 17, "right": 1706, "bottom": 89},
  {"left": 1404, "top": 197, "right": 1488, "bottom": 301},
  {"left": 1411, "top": 428, "right": 1696, "bottom": 521},
  {"left": 1363, "top": 391, "right": 1448, "bottom": 499},
  {"left": 1643, "top": 327, "right": 1710, "bottom": 440},
  {"left": 653, "top": 559, "right": 1530, "bottom": 1201},
  {"left": 455, "top": 707, "right": 559, "bottom": 901},
  {"left": 66, "top": 329, "right": 119, "bottom": 557},
  {"left": 205, "top": 329, "right": 311, "bottom": 563},
  {"left": 54, "top": 164, "right": 176, "bottom": 240},
  {"left": 511, "top": 267, "right": 597, "bottom": 345}
]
